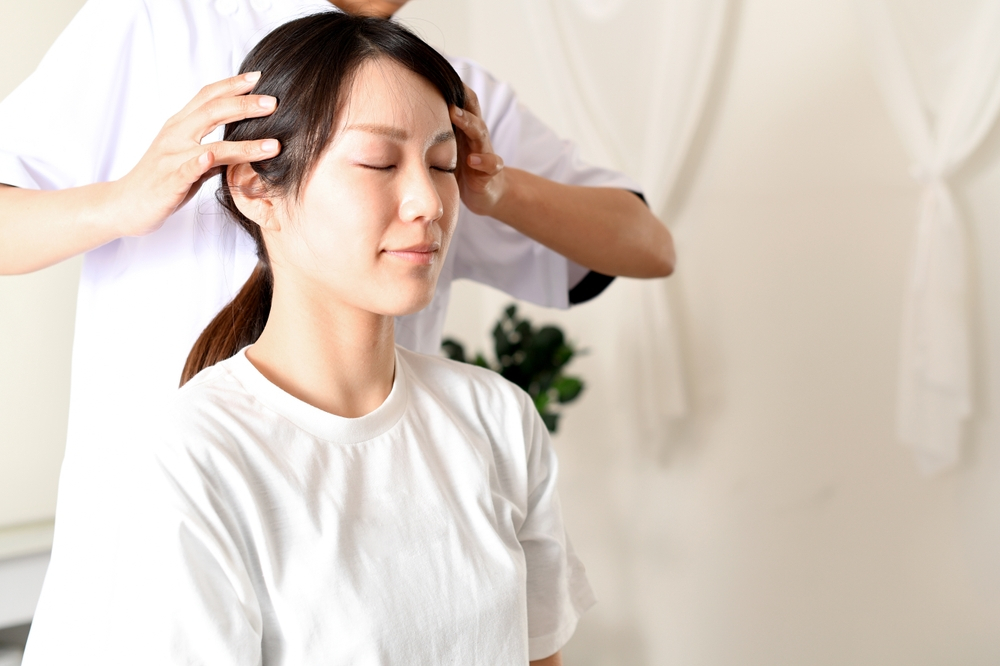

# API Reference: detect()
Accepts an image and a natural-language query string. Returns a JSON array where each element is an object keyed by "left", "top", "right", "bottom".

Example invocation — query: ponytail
[{"left": 180, "top": 262, "right": 273, "bottom": 386}]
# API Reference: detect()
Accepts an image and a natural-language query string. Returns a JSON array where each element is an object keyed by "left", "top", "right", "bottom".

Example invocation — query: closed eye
[
  {"left": 360, "top": 164, "right": 396, "bottom": 171},
  {"left": 433, "top": 165, "right": 458, "bottom": 174}
]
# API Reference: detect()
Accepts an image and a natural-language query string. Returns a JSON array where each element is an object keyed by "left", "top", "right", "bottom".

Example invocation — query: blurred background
[{"left": 1, "top": 0, "right": 999, "bottom": 663}]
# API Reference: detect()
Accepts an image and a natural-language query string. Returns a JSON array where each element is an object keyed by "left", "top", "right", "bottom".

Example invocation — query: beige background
[
  {"left": 1, "top": 0, "right": 999, "bottom": 663},
  {"left": 0, "top": 0, "right": 84, "bottom": 529}
]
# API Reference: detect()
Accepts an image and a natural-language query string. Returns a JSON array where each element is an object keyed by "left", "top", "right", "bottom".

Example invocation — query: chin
[
  {"left": 394, "top": 295, "right": 436, "bottom": 317},
  {"left": 381, "top": 284, "right": 438, "bottom": 318}
]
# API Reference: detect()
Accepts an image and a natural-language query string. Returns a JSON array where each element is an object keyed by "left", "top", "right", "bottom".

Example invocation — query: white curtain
[
  {"left": 520, "top": 0, "right": 730, "bottom": 450},
  {"left": 856, "top": 0, "right": 1000, "bottom": 474}
]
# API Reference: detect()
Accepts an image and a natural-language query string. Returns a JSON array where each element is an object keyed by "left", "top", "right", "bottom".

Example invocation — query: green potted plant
[{"left": 442, "top": 305, "right": 585, "bottom": 433}]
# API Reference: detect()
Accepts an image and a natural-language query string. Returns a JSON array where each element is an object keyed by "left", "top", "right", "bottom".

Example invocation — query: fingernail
[
  {"left": 455, "top": 107, "right": 464, "bottom": 117},
  {"left": 259, "top": 96, "right": 276, "bottom": 109},
  {"left": 469, "top": 155, "right": 482, "bottom": 166},
  {"left": 261, "top": 140, "right": 279, "bottom": 152},
  {"left": 245, "top": 71, "right": 261, "bottom": 83}
]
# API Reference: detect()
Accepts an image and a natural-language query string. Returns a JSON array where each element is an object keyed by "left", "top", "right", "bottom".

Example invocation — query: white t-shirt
[{"left": 24, "top": 347, "right": 595, "bottom": 664}]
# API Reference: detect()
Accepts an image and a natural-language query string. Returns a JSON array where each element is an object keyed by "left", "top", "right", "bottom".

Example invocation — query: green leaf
[
  {"left": 440, "top": 338, "right": 467, "bottom": 363},
  {"left": 552, "top": 344, "right": 574, "bottom": 369},
  {"left": 502, "top": 364, "right": 530, "bottom": 390},
  {"left": 553, "top": 376, "right": 584, "bottom": 403},
  {"left": 514, "top": 320, "right": 532, "bottom": 344},
  {"left": 443, "top": 304, "right": 582, "bottom": 435},
  {"left": 533, "top": 369, "right": 556, "bottom": 395},
  {"left": 541, "top": 412, "right": 560, "bottom": 433},
  {"left": 493, "top": 321, "right": 513, "bottom": 358},
  {"left": 533, "top": 326, "right": 564, "bottom": 356}
]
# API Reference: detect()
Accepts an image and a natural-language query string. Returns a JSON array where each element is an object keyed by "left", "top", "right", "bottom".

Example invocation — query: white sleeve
[
  {"left": 21, "top": 422, "right": 262, "bottom": 666},
  {"left": 105, "top": 434, "right": 263, "bottom": 666},
  {"left": 108, "top": 436, "right": 263, "bottom": 666},
  {"left": 448, "top": 57, "right": 643, "bottom": 309},
  {"left": 0, "top": 0, "right": 156, "bottom": 190},
  {"left": 516, "top": 394, "right": 597, "bottom": 660}
]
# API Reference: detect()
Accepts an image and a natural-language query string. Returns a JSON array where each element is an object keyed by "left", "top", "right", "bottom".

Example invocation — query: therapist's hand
[
  {"left": 111, "top": 72, "right": 281, "bottom": 237},
  {"left": 451, "top": 85, "right": 508, "bottom": 218},
  {"left": 447, "top": 86, "right": 674, "bottom": 279}
]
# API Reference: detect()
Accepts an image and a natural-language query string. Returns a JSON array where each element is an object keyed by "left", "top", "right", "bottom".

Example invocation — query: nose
[{"left": 398, "top": 164, "right": 444, "bottom": 225}]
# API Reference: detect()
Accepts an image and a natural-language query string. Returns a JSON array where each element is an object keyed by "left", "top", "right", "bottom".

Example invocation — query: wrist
[
  {"left": 85, "top": 179, "right": 136, "bottom": 240},
  {"left": 485, "top": 167, "right": 531, "bottom": 225}
]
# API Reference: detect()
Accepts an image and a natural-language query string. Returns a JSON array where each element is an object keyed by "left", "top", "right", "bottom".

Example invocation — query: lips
[{"left": 383, "top": 242, "right": 440, "bottom": 265}]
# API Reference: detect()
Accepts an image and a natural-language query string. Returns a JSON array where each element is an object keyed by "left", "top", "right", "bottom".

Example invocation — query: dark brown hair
[{"left": 181, "top": 11, "right": 466, "bottom": 385}]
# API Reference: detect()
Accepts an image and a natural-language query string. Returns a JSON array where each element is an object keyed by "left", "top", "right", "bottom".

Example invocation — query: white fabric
[
  {"left": 0, "top": 0, "right": 637, "bottom": 642},
  {"left": 855, "top": 0, "right": 1000, "bottom": 473},
  {"left": 24, "top": 347, "right": 594, "bottom": 664},
  {"left": 518, "top": 0, "right": 730, "bottom": 449}
]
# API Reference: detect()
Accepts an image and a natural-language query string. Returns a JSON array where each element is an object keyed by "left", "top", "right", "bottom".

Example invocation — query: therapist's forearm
[
  {"left": 488, "top": 168, "right": 675, "bottom": 278},
  {"left": 0, "top": 183, "right": 125, "bottom": 275}
]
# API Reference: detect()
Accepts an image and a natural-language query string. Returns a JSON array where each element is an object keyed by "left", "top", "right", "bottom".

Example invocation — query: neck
[
  {"left": 247, "top": 274, "right": 396, "bottom": 418},
  {"left": 327, "top": 0, "right": 400, "bottom": 19}
]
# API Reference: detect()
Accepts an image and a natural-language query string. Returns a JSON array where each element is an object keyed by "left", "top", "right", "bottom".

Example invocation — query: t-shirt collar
[{"left": 227, "top": 346, "right": 408, "bottom": 443}]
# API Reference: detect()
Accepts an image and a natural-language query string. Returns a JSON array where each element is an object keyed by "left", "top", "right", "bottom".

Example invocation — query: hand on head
[
  {"left": 451, "top": 85, "right": 508, "bottom": 218},
  {"left": 113, "top": 72, "right": 280, "bottom": 238}
]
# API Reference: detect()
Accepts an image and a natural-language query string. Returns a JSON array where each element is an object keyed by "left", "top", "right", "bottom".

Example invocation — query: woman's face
[{"left": 266, "top": 58, "right": 459, "bottom": 318}]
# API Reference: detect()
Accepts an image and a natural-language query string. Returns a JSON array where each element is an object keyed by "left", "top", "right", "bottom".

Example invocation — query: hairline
[{"left": 342, "top": 123, "right": 457, "bottom": 147}]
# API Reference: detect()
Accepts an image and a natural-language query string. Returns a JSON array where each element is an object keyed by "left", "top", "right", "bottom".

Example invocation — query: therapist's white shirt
[{"left": 0, "top": 0, "right": 636, "bottom": 659}]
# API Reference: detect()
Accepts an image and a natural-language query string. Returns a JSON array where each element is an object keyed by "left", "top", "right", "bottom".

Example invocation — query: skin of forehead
[
  {"left": 329, "top": 0, "right": 409, "bottom": 18},
  {"left": 335, "top": 58, "right": 455, "bottom": 151}
]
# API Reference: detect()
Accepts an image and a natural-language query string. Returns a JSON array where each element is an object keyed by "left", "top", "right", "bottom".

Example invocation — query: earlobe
[{"left": 228, "top": 163, "right": 280, "bottom": 231}]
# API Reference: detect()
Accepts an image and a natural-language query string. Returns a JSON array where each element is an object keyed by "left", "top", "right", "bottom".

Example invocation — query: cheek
[
  {"left": 438, "top": 177, "right": 461, "bottom": 238},
  {"left": 293, "top": 177, "right": 391, "bottom": 266}
]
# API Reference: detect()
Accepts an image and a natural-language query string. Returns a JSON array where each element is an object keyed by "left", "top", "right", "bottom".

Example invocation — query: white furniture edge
[
  {"left": 0, "top": 521, "right": 54, "bottom": 630},
  {"left": 0, "top": 522, "right": 53, "bottom": 562}
]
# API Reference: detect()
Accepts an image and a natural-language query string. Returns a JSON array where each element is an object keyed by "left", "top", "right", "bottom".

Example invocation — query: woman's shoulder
[
  {"left": 395, "top": 349, "right": 549, "bottom": 489},
  {"left": 398, "top": 345, "right": 516, "bottom": 386},
  {"left": 174, "top": 356, "right": 251, "bottom": 411},
  {"left": 396, "top": 346, "right": 536, "bottom": 422},
  {"left": 153, "top": 356, "right": 261, "bottom": 458}
]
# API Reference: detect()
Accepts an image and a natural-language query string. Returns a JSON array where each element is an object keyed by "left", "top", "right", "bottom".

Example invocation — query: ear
[{"left": 228, "top": 163, "right": 281, "bottom": 231}]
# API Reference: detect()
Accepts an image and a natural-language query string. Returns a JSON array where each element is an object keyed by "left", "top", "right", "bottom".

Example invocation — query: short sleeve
[
  {"left": 21, "top": 418, "right": 263, "bottom": 666},
  {"left": 0, "top": 0, "right": 157, "bottom": 190},
  {"left": 516, "top": 396, "right": 597, "bottom": 660},
  {"left": 98, "top": 433, "right": 264, "bottom": 666},
  {"left": 448, "top": 57, "right": 643, "bottom": 309}
]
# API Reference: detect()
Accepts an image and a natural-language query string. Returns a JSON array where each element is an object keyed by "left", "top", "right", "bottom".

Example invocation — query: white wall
[
  {"left": 0, "top": 0, "right": 85, "bottom": 530},
  {"left": 1, "top": 0, "right": 999, "bottom": 663},
  {"left": 440, "top": 0, "right": 1000, "bottom": 663}
]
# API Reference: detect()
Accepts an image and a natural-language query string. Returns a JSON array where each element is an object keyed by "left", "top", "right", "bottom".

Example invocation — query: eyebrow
[{"left": 345, "top": 123, "right": 455, "bottom": 146}]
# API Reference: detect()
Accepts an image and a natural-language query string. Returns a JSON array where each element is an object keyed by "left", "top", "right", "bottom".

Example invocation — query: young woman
[
  {"left": 1, "top": 9, "right": 669, "bottom": 650},
  {"left": 23, "top": 13, "right": 589, "bottom": 666}
]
